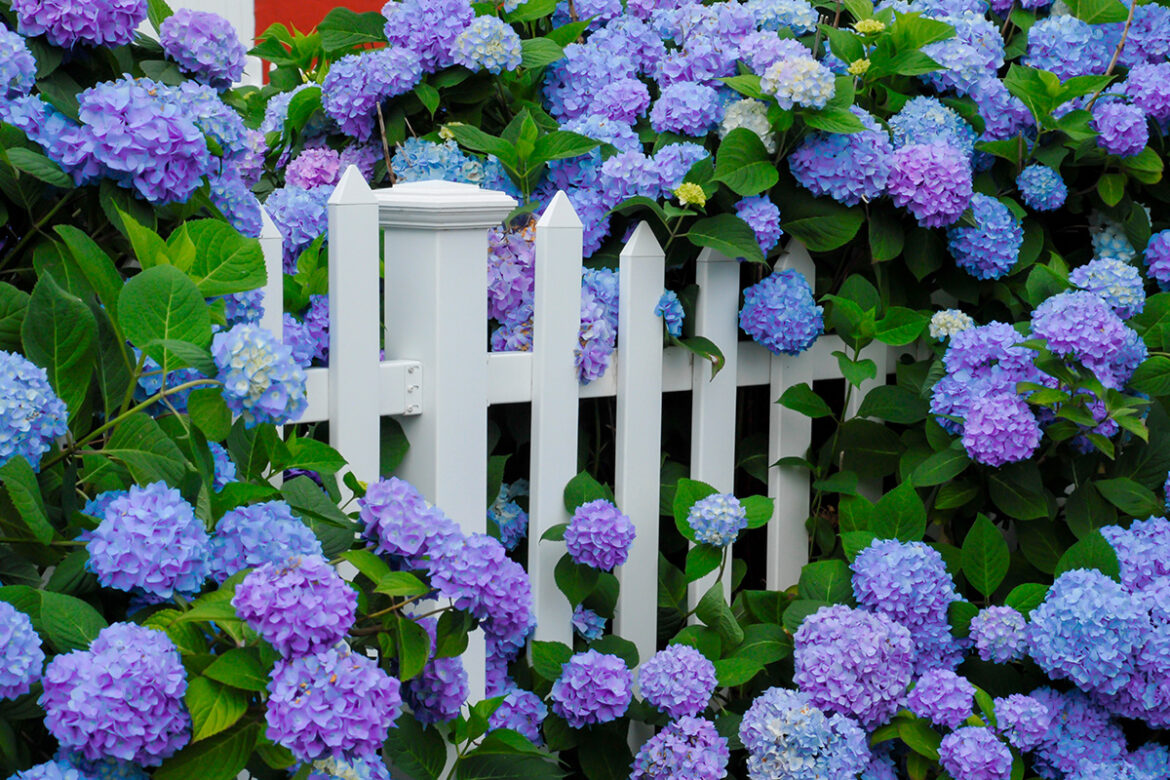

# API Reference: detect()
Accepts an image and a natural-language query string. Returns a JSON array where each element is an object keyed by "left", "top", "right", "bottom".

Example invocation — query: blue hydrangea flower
[
  {"left": 938, "top": 727, "right": 1012, "bottom": 780},
  {"left": 962, "top": 392, "right": 1043, "bottom": 467},
  {"left": 1100, "top": 516, "right": 1170, "bottom": 591},
  {"left": 1065, "top": 257, "right": 1144, "bottom": 320},
  {"left": 488, "top": 483, "right": 529, "bottom": 551},
  {"left": 747, "top": 0, "right": 818, "bottom": 32},
  {"left": 0, "top": 601, "right": 44, "bottom": 700},
  {"left": 0, "top": 350, "right": 69, "bottom": 470},
  {"left": 947, "top": 194, "right": 1023, "bottom": 280},
  {"left": 735, "top": 196, "right": 783, "bottom": 256},
  {"left": 381, "top": 0, "right": 474, "bottom": 72},
  {"left": 686, "top": 493, "right": 747, "bottom": 547},
  {"left": 653, "top": 142, "right": 710, "bottom": 194},
  {"left": 283, "top": 313, "right": 317, "bottom": 368},
  {"left": 655, "top": 291, "right": 685, "bottom": 338},
  {"left": 968, "top": 77, "right": 1034, "bottom": 142},
  {"left": 739, "top": 687, "right": 870, "bottom": 780},
  {"left": 392, "top": 138, "right": 496, "bottom": 186},
  {"left": 1093, "top": 216, "right": 1138, "bottom": 262},
  {"left": 1030, "top": 687, "right": 1127, "bottom": 779},
  {"left": 1126, "top": 62, "right": 1170, "bottom": 123},
  {"left": 305, "top": 755, "right": 390, "bottom": 780},
  {"left": 1092, "top": 101, "right": 1150, "bottom": 157},
  {"left": 887, "top": 143, "right": 974, "bottom": 228},
  {"left": 921, "top": 12, "right": 1004, "bottom": 94},
  {"left": 159, "top": 9, "right": 246, "bottom": 89},
  {"left": 9, "top": 762, "right": 89, "bottom": 780},
  {"left": 266, "top": 647, "right": 401, "bottom": 762},
  {"left": 550, "top": 650, "right": 632, "bottom": 727},
  {"left": 1128, "top": 744, "right": 1170, "bottom": 778},
  {"left": 208, "top": 166, "right": 263, "bottom": 238},
  {"left": 0, "top": 95, "right": 100, "bottom": 185},
  {"left": 54, "top": 754, "right": 148, "bottom": 780},
  {"left": 208, "top": 441, "right": 236, "bottom": 490},
  {"left": 1017, "top": 164, "right": 1067, "bottom": 211},
  {"left": 889, "top": 97, "right": 978, "bottom": 160},
  {"left": 11, "top": 0, "right": 146, "bottom": 48},
  {"left": 322, "top": 48, "right": 423, "bottom": 142},
  {"left": 211, "top": 323, "right": 308, "bottom": 427},
  {"left": 639, "top": 644, "right": 717, "bottom": 718},
  {"left": 789, "top": 107, "right": 892, "bottom": 206},
  {"left": 907, "top": 669, "right": 975, "bottom": 729},
  {"left": 1143, "top": 230, "right": 1170, "bottom": 290},
  {"left": 41, "top": 623, "right": 189, "bottom": 765},
  {"left": 1025, "top": 15, "right": 1110, "bottom": 79},
  {"left": 488, "top": 687, "right": 547, "bottom": 744},
  {"left": 233, "top": 555, "right": 355, "bottom": 656},
  {"left": 970, "top": 606, "right": 1027, "bottom": 663},
  {"left": 993, "top": 694, "right": 1052, "bottom": 751},
  {"left": 649, "top": 81, "right": 723, "bottom": 136},
  {"left": 217, "top": 290, "right": 265, "bottom": 327},
  {"left": 0, "top": 22, "right": 36, "bottom": 99},
  {"left": 359, "top": 477, "right": 464, "bottom": 566},
  {"left": 450, "top": 16, "right": 522, "bottom": 74},
  {"left": 208, "top": 501, "right": 322, "bottom": 583},
  {"left": 632, "top": 716, "right": 729, "bottom": 780},
  {"left": 405, "top": 655, "right": 469, "bottom": 725},
  {"left": 572, "top": 605, "right": 606, "bottom": 641},
  {"left": 589, "top": 78, "right": 652, "bottom": 123},
  {"left": 544, "top": 43, "right": 639, "bottom": 122},
  {"left": 565, "top": 499, "right": 635, "bottom": 571},
  {"left": 86, "top": 482, "right": 209, "bottom": 600},
  {"left": 739, "top": 270, "right": 823, "bottom": 356},
  {"left": 760, "top": 56, "right": 835, "bottom": 110}
]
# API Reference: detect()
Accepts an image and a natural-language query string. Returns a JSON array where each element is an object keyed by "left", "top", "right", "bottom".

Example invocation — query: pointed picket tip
[
  {"left": 774, "top": 238, "right": 813, "bottom": 277},
  {"left": 536, "top": 190, "right": 582, "bottom": 230},
  {"left": 329, "top": 165, "right": 376, "bottom": 206},
  {"left": 620, "top": 221, "right": 663, "bottom": 259},
  {"left": 259, "top": 205, "right": 280, "bottom": 239}
]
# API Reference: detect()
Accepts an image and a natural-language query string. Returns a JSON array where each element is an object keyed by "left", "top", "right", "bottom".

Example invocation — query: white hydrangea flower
[
  {"left": 760, "top": 56, "right": 836, "bottom": 111},
  {"left": 719, "top": 98, "right": 777, "bottom": 153},
  {"left": 929, "top": 309, "right": 975, "bottom": 340}
]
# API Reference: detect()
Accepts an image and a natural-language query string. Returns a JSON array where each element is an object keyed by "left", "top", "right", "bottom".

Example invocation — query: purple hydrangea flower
[
  {"left": 686, "top": 493, "right": 747, "bottom": 547},
  {"left": 572, "top": 605, "right": 606, "bottom": 640},
  {"left": 233, "top": 555, "right": 356, "bottom": 657},
  {"left": 921, "top": 12, "right": 1004, "bottom": 93},
  {"left": 887, "top": 143, "right": 973, "bottom": 228},
  {"left": 655, "top": 290, "right": 685, "bottom": 338},
  {"left": 0, "top": 601, "right": 43, "bottom": 700},
  {"left": 793, "top": 605, "right": 916, "bottom": 729},
  {"left": 970, "top": 606, "right": 1027, "bottom": 663},
  {"left": 1025, "top": 16, "right": 1110, "bottom": 80},
  {"left": 759, "top": 56, "right": 835, "bottom": 110},
  {"left": 739, "top": 270, "right": 823, "bottom": 356},
  {"left": 789, "top": 107, "right": 892, "bottom": 206},
  {"left": 947, "top": 193, "right": 1022, "bottom": 280},
  {"left": 1092, "top": 101, "right": 1150, "bottom": 157},
  {"left": 487, "top": 225, "right": 535, "bottom": 325},
  {"left": 12, "top": 0, "right": 145, "bottom": 48},
  {"left": 0, "top": 350, "right": 69, "bottom": 470},
  {"left": 968, "top": 77, "right": 1034, "bottom": 142},
  {"left": 488, "top": 483, "right": 529, "bottom": 551},
  {"left": 339, "top": 143, "right": 380, "bottom": 181},
  {"left": 0, "top": 95, "right": 100, "bottom": 185},
  {"left": 405, "top": 655, "right": 469, "bottom": 725},
  {"left": 41, "top": 623, "right": 189, "bottom": 765},
  {"left": 451, "top": 16, "right": 523, "bottom": 74},
  {"left": 544, "top": 43, "right": 639, "bottom": 122},
  {"left": 266, "top": 647, "right": 401, "bottom": 762},
  {"left": 1069, "top": 258, "right": 1145, "bottom": 320},
  {"left": 211, "top": 323, "right": 308, "bottom": 427},
  {"left": 1030, "top": 687, "right": 1127, "bottom": 778},
  {"left": 1125, "top": 62, "right": 1170, "bottom": 123},
  {"left": 962, "top": 392, "right": 1043, "bottom": 467},
  {"left": 283, "top": 313, "right": 317, "bottom": 368},
  {"left": 930, "top": 321, "right": 1039, "bottom": 433},
  {"left": 632, "top": 716, "right": 730, "bottom": 780},
  {"left": 359, "top": 477, "right": 463, "bottom": 565},
  {"left": 381, "top": 0, "right": 474, "bottom": 72},
  {"left": 488, "top": 687, "right": 547, "bottom": 744},
  {"left": 889, "top": 97, "right": 977, "bottom": 159},
  {"left": 1030, "top": 291, "right": 1134, "bottom": 384},
  {"left": 565, "top": 499, "right": 636, "bottom": 571},
  {"left": 550, "top": 650, "right": 632, "bottom": 727},
  {"left": 86, "top": 482, "right": 209, "bottom": 600},
  {"left": 0, "top": 22, "right": 36, "bottom": 99},
  {"left": 938, "top": 727, "right": 1012, "bottom": 780},
  {"left": 994, "top": 694, "right": 1052, "bottom": 751},
  {"left": 649, "top": 81, "right": 723, "bottom": 136},
  {"left": 322, "top": 48, "right": 423, "bottom": 142},
  {"left": 208, "top": 441, "right": 236, "bottom": 489},
  {"left": 1100, "top": 516, "right": 1170, "bottom": 591},
  {"left": 639, "top": 644, "right": 717, "bottom": 718},
  {"left": 287, "top": 148, "right": 342, "bottom": 189},
  {"left": 739, "top": 687, "right": 870, "bottom": 780},
  {"left": 590, "top": 78, "right": 652, "bottom": 123},
  {"left": 735, "top": 196, "right": 783, "bottom": 256},
  {"left": 217, "top": 290, "right": 264, "bottom": 327},
  {"left": 1017, "top": 164, "right": 1067, "bottom": 212},
  {"left": 1143, "top": 230, "right": 1170, "bottom": 290},
  {"left": 159, "top": 9, "right": 246, "bottom": 89},
  {"left": 265, "top": 186, "right": 332, "bottom": 272},
  {"left": 1128, "top": 744, "right": 1170, "bottom": 778},
  {"left": 907, "top": 669, "right": 975, "bottom": 729},
  {"left": 208, "top": 501, "right": 323, "bottom": 583},
  {"left": 208, "top": 165, "right": 263, "bottom": 237},
  {"left": 739, "top": 32, "right": 810, "bottom": 74}
]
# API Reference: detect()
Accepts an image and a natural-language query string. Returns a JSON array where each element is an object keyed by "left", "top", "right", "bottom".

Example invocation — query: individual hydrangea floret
[
  {"left": 572, "top": 605, "right": 606, "bottom": 640},
  {"left": 1017, "top": 164, "right": 1068, "bottom": 211},
  {"left": 488, "top": 688, "right": 547, "bottom": 744},
  {"left": 0, "top": 350, "right": 69, "bottom": 470},
  {"left": 930, "top": 309, "right": 975, "bottom": 341},
  {"left": 970, "top": 606, "right": 1027, "bottom": 663},
  {"left": 1143, "top": 230, "right": 1170, "bottom": 290},
  {"left": 12, "top": 0, "right": 146, "bottom": 48},
  {"left": 887, "top": 143, "right": 974, "bottom": 228},
  {"left": 212, "top": 323, "right": 308, "bottom": 427},
  {"left": 994, "top": 694, "right": 1052, "bottom": 751},
  {"left": 233, "top": 555, "right": 356, "bottom": 657},
  {"left": 907, "top": 669, "right": 975, "bottom": 729},
  {"left": 760, "top": 56, "right": 835, "bottom": 110},
  {"left": 358, "top": 477, "right": 463, "bottom": 565},
  {"left": 632, "top": 716, "right": 730, "bottom": 780},
  {"left": 451, "top": 16, "right": 523, "bottom": 74},
  {"left": 735, "top": 196, "right": 783, "bottom": 256},
  {"left": 266, "top": 647, "right": 401, "bottom": 762},
  {"left": 159, "top": 9, "right": 246, "bottom": 89},
  {"left": 655, "top": 290, "right": 685, "bottom": 338},
  {"left": 720, "top": 99, "right": 776, "bottom": 152},
  {"left": 565, "top": 499, "right": 636, "bottom": 571},
  {"left": 1100, "top": 516, "right": 1170, "bottom": 591},
  {"left": 1068, "top": 257, "right": 1145, "bottom": 320},
  {"left": 1092, "top": 101, "right": 1150, "bottom": 157},
  {"left": 739, "top": 687, "right": 870, "bottom": 780},
  {"left": 381, "top": 0, "right": 474, "bottom": 72},
  {"left": 938, "top": 727, "right": 1012, "bottom": 780},
  {"left": 947, "top": 194, "right": 1023, "bottom": 280},
  {"left": 0, "top": 22, "right": 37, "bottom": 99},
  {"left": 962, "top": 392, "right": 1043, "bottom": 467},
  {"left": 649, "top": 81, "right": 723, "bottom": 136},
  {"left": 789, "top": 107, "right": 892, "bottom": 206},
  {"left": 405, "top": 655, "right": 469, "bottom": 725},
  {"left": 322, "top": 48, "right": 423, "bottom": 142},
  {"left": 550, "top": 650, "right": 632, "bottom": 728},
  {"left": 41, "top": 623, "right": 189, "bottom": 765},
  {"left": 286, "top": 148, "right": 342, "bottom": 189},
  {"left": 86, "top": 482, "right": 209, "bottom": 600},
  {"left": 639, "top": 644, "right": 718, "bottom": 718},
  {"left": 686, "top": 493, "right": 747, "bottom": 547},
  {"left": 793, "top": 605, "right": 916, "bottom": 728},
  {"left": 739, "top": 270, "right": 824, "bottom": 356},
  {"left": 208, "top": 501, "right": 323, "bottom": 583},
  {"left": 0, "top": 601, "right": 44, "bottom": 700}
]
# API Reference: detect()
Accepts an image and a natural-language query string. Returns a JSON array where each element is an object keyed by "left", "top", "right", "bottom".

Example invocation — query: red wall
[{"left": 254, "top": 0, "right": 384, "bottom": 36}]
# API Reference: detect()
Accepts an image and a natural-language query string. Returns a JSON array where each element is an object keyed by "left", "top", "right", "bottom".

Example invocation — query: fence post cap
[
  {"left": 536, "top": 190, "right": 582, "bottom": 230},
  {"left": 328, "top": 165, "right": 378, "bottom": 206},
  {"left": 620, "top": 221, "right": 663, "bottom": 258},
  {"left": 375, "top": 180, "right": 517, "bottom": 229},
  {"left": 259, "top": 204, "right": 279, "bottom": 238}
]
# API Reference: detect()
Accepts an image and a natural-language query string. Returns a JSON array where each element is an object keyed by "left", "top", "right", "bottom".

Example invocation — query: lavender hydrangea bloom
[
  {"left": 739, "top": 270, "right": 823, "bottom": 356},
  {"left": 9, "top": 761, "right": 89, "bottom": 780},
  {"left": 889, "top": 97, "right": 977, "bottom": 159},
  {"left": 322, "top": 48, "right": 423, "bottom": 141},
  {"left": 735, "top": 196, "right": 783, "bottom": 256},
  {"left": 907, "top": 670, "right": 975, "bottom": 729},
  {"left": 488, "top": 484, "right": 529, "bottom": 551},
  {"left": 639, "top": 644, "right": 717, "bottom": 718},
  {"left": 234, "top": 555, "right": 355, "bottom": 656},
  {"left": 266, "top": 647, "right": 401, "bottom": 762},
  {"left": 760, "top": 56, "right": 835, "bottom": 110},
  {"left": 406, "top": 656, "right": 469, "bottom": 725},
  {"left": 930, "top": 321, "right": 1039, "bottom": 433},
  {"left": 947, "top": 194, "right": 1022, "bottom": 280},
  {"left": 451, "top": 17, "right": 523, "bottom": 74},
  {"left": 283, "top": 313, "right": 317, "bottom": 368},
  {"left": 0, "top": 23, "right": 36, "bottom": 99},
  {"left": 41, "top": 623, "right": 189, "bottom": 765},
  {"left": 1092, "top": 101, "right": 1150, "bottom": 157},
  {"left": 487, "top": 225, "right": 535, "bottom": 325},
  {"left": 655, "top": 291, "right": 685, "bottom": 338},
  {"left": 968, "top": 77, "right": 1034, "bottom": 142},
  {"left": 1100, "top": 516, "right": 1170, "bottom": 591},
  {"left": 939, "top": 727, "right": 1012, "bottom": 780},
  {"left": 921, "top": 12, "right": 1004, "bottom": 93},
  {"left": 208, "top": 501, "right": 322, "bottom": 583},
  {"left": 381, "top": 0, "right": 474, "bottom": 72},
  {"left": 789, "top": 107, "right": 892, "bottom": 206},
  {"left": 266, "top": 186, "right": 331, "bottom": 271},
  {"left": 1025, "top": 16, "right": 1110, "bottom": 79},
  {"left": 218, "top": 290, "right": 265, "bottom": 326},
  {"left": 1030, "top": 687, "right": 1127, "bottom": 778},
  {"left": 208, "top": 166, "right": 263, "bottom": 238},
  {"left": 565, "top": 499, "right": 636, "bottom": 571},
  {"left": 994, "top": 694, "right": 1052, "bottom": 751},
  {"left": 550, "top": 650, "right": 632, "bottom": 727},
  {"left": 0, "top": 95, "right": 100, "bottom": 185},
  {"left": 1017, "top": 164, "right": 1067, "bottom": 211},
  {"left": 488, "top": 688, "right": 547, "bottom": 744},
  {"left": 970, "top": 606, "right": 1027, "bottom": 663},
  {"left": 962, "top": 392, "right": 1043, "bottom": 466},
  {"left": 211, "top": 323, "right": 308, "bottom": 427},
  {"left": 649, "top": 82, "right": 723, "bottom": 136},
  {"left": 887, "top": 143, "right": 973, "bottom": 228},
  {"left": 0, "top": 601, "right": 43, "bottom": 700},
  {"left": 572, "top": 605, "right": 607, "bottom": 640},
  {"left": 544, "top": 43, "right": 638, "bottom": 121},
  {"left": 159, "top": 9, "right": 246, "bottom": 89},
  {"left": 632, "top": 716, "right": 730, "bottom": 780},
  {"left": 86, "top": 482, "right": 209, "bottom": 599},
  {"left": 1128, "top": 744, "right": 1170, "bottom": 778},
  {"left": 1143, "top": 230, "right": 1170, "bottom": 290},
  {"left": 1069, "top": 258, "right": 1145, "bottom": 320},
  {"left": 208, "top": 441, "right": 236, "bottom": 489},
  {"left": 793, "top": 605, "right": 916, "bottom": 728},
  {"left": 1125, "top": 63, "right": 1170, "bottom": 122},
  {"left": 1030, "top": 291, "right": 1133, "bottom": 382},
  {"left": 359, "top": 477, "right": 463, "bottom": 565},
  {"left": 0, "top": 350, "right": 69, "bottom": 470},
  {"left": 12, "top": 0, "right": 145, "bottom": 48},
  {"left": 590, "top": 79, "right": 652, "bottom": 123},
  {"left": 739, "top": 687, "right": 870, "bottom": 780},
  {"left": 287, "top": 148, "right": 342, "bottom": 189},
  {"left": 686, "top": 493, "right": 747, "bottom": 547}
]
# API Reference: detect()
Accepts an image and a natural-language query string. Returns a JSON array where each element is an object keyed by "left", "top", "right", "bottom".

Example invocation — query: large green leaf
[
  {"left": 778, "top": 382, "right": 834, "bottom": 418},
  {"left": 797, "top": 559, "right": 854, "bottom": 603},
  {"left": 317, "top": 7, "right": 387, "bottom": 51},
  {"left": 21, "top": 273, "right": 96, "bottom": 419},
  {"left": 155, "top": 723, "right": 260, "bottom": 780},
  {"left": 0, "top": 456, "right": 52, "bottom": 543},
  {"left": 713, "top": 128, "right": 779, "bottom": 196},
  {"left": 101, "top": 412, "right": 189, "bottom": 486},
  {"left": 0, "top": 282, "right": 29, "bottom": 352},
  {"left": 118, "top": 265, "right": 212, "bottom": 375},
  {"left": 1054, "top": 530, "right": 1121, "bottom": 581},
  {"left": 961, "top": 515, "right": 1010, "bottom": 597},
  {"left": 871, "top": 481, "right": 927, "bottom": 542},
  {"left": 696, "top": 581, "right": 744, "bottom": 646},
  {"left": 1065, "top": 0, "right": 1128, "bottom": 22},
  {"left": 5, "top": 147, "right": 71, "bottom": 187},
  {"left": 203, "top": 648, "right": 268, "bottom": 692},
  {"left": 54, "top": 225, "right": 124, "bottom": 322},
  {"left": 186, "top": 677, "right": 248, "bottom": 742},
  {"left": 0, "top": 585, "right": 108, "bottom": 653},
  {"left": 183, "top": 221, "right": 267, "bottom": 297},
  {"left": 384, "top": 715, "right": 447, "bottom": 780},
  {"left": 555, "top": 554, "right": 599, "bottom": 605},
  {"left": 687, "top": 214, "right": 765, "bottom": 264}
]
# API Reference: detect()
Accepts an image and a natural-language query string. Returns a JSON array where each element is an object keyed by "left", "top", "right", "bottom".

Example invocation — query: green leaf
[
  {"left": 531, "top": 640, "right": 573, "bottom": 681},
  {"left": 1097, "top": 173, "right": 1126, "bottom": 207},
  {"left": 911, "top": 448, "right": 969, "bottom": 487},
  {"left": 1054, "top": 530, "right": 1121, "bottom": 581},
  {"left": 146, "top": 0, "right": 174, "bottom": 31},
  {"left": 588, "top": 635, "right": 639, "bottom": 668},
  {"left": 782, "top": 599, "right": 830, "bottom": 633},
  {"left": 384, "top": 715, "right": 447, "bottom": 780},
  {"left": 684, "top": 544, "right": 723, "bottom": 582},
  {"left": 281, "top": 477, "right": 360, "bottom": 558},
  {"left": 841, "top": 530, "right": 878, "bottom": 561},
  {"left": 54, "top": 226, "right": 124, "bottom": 322},
  {"left": 519, "top": 37, "right": 565, "bottom": 69},
  {"left": 687, "top": 214, "right": 765, "bottom": 264},
  {"left": 563, "top": 470, "right": 612, "bottom": 513},
  {"left": 117, "top": 207, "right": 170, "bottom": 268},
  {"left": 396, "top": 613, "right": 432, "bottom": 682},
  {"left": 802, "top": 106, "right": 866, "bottom": 133},
  {"left": 22, "top": 273, "right": 96, "bottom": 419},
  {"left": 857, "top": 385, "right": 928, "bottom": 424},
  {"left": 283, "top": 437, "right": 346, "bottom": 476},
  {"left": 375, "top": 571, "right": 431, "bottom": 598},
  {"left": 119, "top": 265, "right": 212, "bottom": 375},
  {"left": 203, "top": 649, "right": 268, "bottom": 692},
  {"left": 772, "top": 190, "right": 864, "bottom": 252},
  {"left": 797, "top": 560, "right": 854, "bottom": 603},
  {"left": 186, "top": 677, "right": 247, "bottom": 742},
  {"left": 820, "top": 24, "right": 866, "bottom": 62},
  {"left": 545, "top": 20, "right": 590, "bottom": 46},
  {"left": 183, "top": 221, "right": 267, "bottom": 297},
  {"left": 286, "top": 87, "right": 323, "bottom": 133},
  {"left": 989, "top": 464, "right": 1049, "bottom": 520},
  {"left": 0, "top": 282, "right": 29, "bottom": 352},
  {"left": 414, "top": 82, "right": 440, "bottom": 116},
  {"left": 102, "top": 412, "right": 189, "bottom": 486},
  {"left": 834, "top": 351, "right": 877, "bottom": 388},
  {"left": 696, "top": 581, "right": 744, "bottom": 646},
  {"left": 317, "top": 8, "right": 388, "bottom": 51},
  {"left": 778, "top": 382, "right": 834, "bottom": 418},
  {"left": 1065, "top": 0, "right": 1128, "bottom": 23},
  {"left": 672, "top": 477, "right": 719, "bottom": 542},
  {"left": 554, "top": 554, "right": 599, "bottom": 605},
  {"left": 714, "top": 656, "right": 763, "bottom": 687},
  {"left": 1094, "top": 477, "right": 1163, "bottom": 518},
  {"left": 875, "top": 307, "right": 927, "bottom": 346},
  {"left": 187, "top": 388, "right": 232, "bottom": 442},
  {"left": 446, "top": 124, "right": 519, "bottom": 168},
  {"left": 720, "top": 74, "right": 765, "bottom": 100},
  {"left": 671, "top": 625, "right": 722, "bottom": 661},
  {"left": 1130, "top": 356, "right": 1170, "bottom": 396},
  {"left": 733, "top": 623, "right": 793, "bottom": 665},
  {"left": 155, "top": 722, "right": 260, "bottom": 780},
  {"left": 897, "top": 718, "right": 942, "bottom": 761},
  {"left": 868, "top": 207, "right": 905, "bottom": 262},
  {"left": 0, "top": 456, "right": 52, "bottom": 543},
  {"left": 505, "top": 0, "right": 557, "bottom": 21},
  {"left": 871, "top": 481, "right": 927, "bottom": 542},
  {"left": 5, "top": 147, "right": 71, "bottom": 187},
  {"left": 713, "top": 128, "right": 779, "bottom": 196},
  {"left": 0, "top": 586, "right": 108, "bottom": 653},
  {"left": 1004, "top": 582, "right": 1049, "bottom": 615},
  {"left": 961, "top": 515, "right": 1010, "bottom": 597},
  {"left": 742, "top": 495, "right": 773, "bottom": 529}
]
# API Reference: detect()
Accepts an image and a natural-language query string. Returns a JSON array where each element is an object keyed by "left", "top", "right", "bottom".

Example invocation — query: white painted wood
[
  {"left": 298, "top": 360, "right": 423, "bottom": 424},
  {"left": 259, "top": 208, "right": 283, "bottom": 340},
  {"left": 687, "top": 249, "right": 740, "bottom": 614},
  {"left": 529, "top": 193, "right": 583, "bottom": 646},
  {"left": 613, "top": 223, "right": 666, "bottom": 666}
]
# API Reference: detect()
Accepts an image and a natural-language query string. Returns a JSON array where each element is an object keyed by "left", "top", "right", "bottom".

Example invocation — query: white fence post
[
  {"left": 688, "top": 248, "right": 740, "bottom": 612},
  {"left": 259, "top": 209, "right": 283, "bottom": 340},
  {"left": 327, "top": 168, "right": 382, "bottom": 492},
  {"left": 613, "top": 223, "right": 665, "bottom": 665},
  {"left": 529, "top": 193, "right": 583, "bottom": 646},
  {"left": 378, "top": 180, "right": 516, "bottom": 700},
  {"left": 766, "top": 242, "right": 816, "bottom": 590}
]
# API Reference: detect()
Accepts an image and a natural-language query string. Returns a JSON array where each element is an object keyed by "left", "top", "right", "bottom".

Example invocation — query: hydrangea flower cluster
[
  {"left": 451, "top": 17, "right": 523, "bottom": 74},
  {"left": 11, "top": 0, "right": 145, "bottom": 48},
  {"left": 994, "top": 694, "right": 1052, "bottom": 751},
  {"left": 266, "top": 186, "right": 331, "bottom": 271},
  {"left": 0, "top": 22, "right": 36, "bottom": 100},
  {"left": 1029, "top": 687, "right": 1128, "bottom": 778},
  {"left": 1144, "top": 230, "right": 1170, "bottom": 290},
  {"left": 735, "top": 196, "right": 783, "bottom": 255},
  {"left": 1030, "top": 291, "right": 1137, "bottom": 387},
  {"left": 686, "top": 493, "right": 747, "bottom": 547},
  {"left": 358, "top": 477, "right": 463, "bottom": 565},
  {"left": 488, "top": 481, "right": 529, "bottom": 551},
  {"left": 938, "top": 726, "right": 1013, "bottom": 780},
  {"left": 946, "top": 194, "right": 1022, "bottom": 280},
  {"left": 739, "top": 270, "right": 824, "bottom": 356},
  {"left": 970, "top": 605, "right": 1027, "bottom": 663},
  {"left": 738, "top": 687, "right": 870, "bottom": 780},
  {"left": 565, "top": 499, "right": 636, "bottom": 570},
  {"left": 1091, "top": 101, "right": 1149, "bottom": 157},
  {"left": 0, "top": 350, "right": 69, "bottom": 470},
  {"left": 381, "top": 0, "right": 474, "bottom": 72},
  {"left": 208, "top": 441, "right": 237, "bottom": 489},
  {"left": 158, "top": 9, "right": 246, "bottom": 89},
  {"left": 287, "top": 148, "right": 342, "bottom": 190},
  {"left": 887, "top": 143, "right": 973, "bottom": 228},
  {"left": 41, "top": 623, "right": 189, "bottom": 765},
  {"left": 906, "top": 669, "right": 975, "bottom": 729},
  {"left": 208, "top": 502, "right": 322, "bottom": 582},
  {"left": 233, "top": 555, "right": 356, "bottom": 656},
  {"left": 321, "top": 48, "right": 424, "bottom": 141},
  {"left": 488, "top": 688, "right": 548, "bottom": 744},
  {"left": 720, "top": 99, "right": 776, "bottom": 152},
  {"left": 550, "top": 650, "right": 633, "bottom": 727},
  {"left": 1069, "top": 257, "right": 1146, "bottom": 319},
  {"left": 632, "top": 716, "right": 729, "bottom": 780},
  {"left": 405, "top": 655, "right": 469, "bottom": 725},
  {"left": 1100, "top": 516, "right": 1170, "bottom": 590},
  {"left": 639, "top": 644, "right": 717, "bottom": 718},
  {"left": 760, "top": 56, "right": 835, "bottom": 110},
  {"left": 655, "top": 290, "right": 685, "bottom": 338},
  {"left": 929, "top": 309, "right": 975, "bottom": 340},
  {"left": 211, "top": 323, "right": 308, "bottom": 427},
  {"left": 650, "top": 82, "right": 723, "bottom": 136},
  {"left": 572, "top": 605, "right": 607, "bottom": 640},
  {"left": 0, "top": 601, "right": 43, "bottom": 700},
  {"left": 789, "top": 108, "right": 892, "bottom": 206}
]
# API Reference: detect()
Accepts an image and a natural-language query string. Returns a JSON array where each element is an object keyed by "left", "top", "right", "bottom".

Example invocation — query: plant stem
[
  {"left": 0, "top": 538, "right": 85, "bottom": 546},
  {"left": 0, "top": 193, "right": 76, "bottom": 271},
  {"left": 1086, "top": 0, "right": 1136, "bottom": 110},
  {"left": 376, "top": 102, "right": 397, "bottom": 186}
]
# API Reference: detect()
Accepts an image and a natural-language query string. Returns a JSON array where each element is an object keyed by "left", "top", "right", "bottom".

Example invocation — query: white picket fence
[{"left": 256, "top": 167, "right": 906, "bottom": 697}]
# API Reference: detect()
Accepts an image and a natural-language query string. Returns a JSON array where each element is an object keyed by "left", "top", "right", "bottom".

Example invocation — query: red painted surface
[{"left": 254, "top": 0, "right": 384, "bottom": 36}]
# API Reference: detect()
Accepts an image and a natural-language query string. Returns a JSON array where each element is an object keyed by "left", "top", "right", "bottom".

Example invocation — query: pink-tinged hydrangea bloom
[
  {"left": 565, "top": 499, "right": 636, "bottom": 571},
  {"left": 887, "top": 143, "right": 973, "bottom": 228},
  {"left": 233, "top": 555, "right": 355, "bottom": 656},
  {"left": 12, "top": 0, "right": 145, "bottom": 48},
  {"left": 86, "top": 482, "right": 209, "bottom": 599},
  {"left": 550, "top": 650, "right": 632, "bottom": 727},
  {"left": 947, "top": 193, "right": 1022, "bottom": 280},
  {"left": 322, "top": 48, "right": 423, "bottom": 142},
  {"left": 266, "top": 647, "right": 401, "bottom": 762},
  {"left": 789, "top": 107, "right": 892, "bottom": 206},
  {"left": 1092, "top": 101, "right": 1150, "bottom": 157},
  {"left": 961, "top": 392, "right": 1042, "bottom": 467},
  {"left": 793, "top": 605, "right": 916, "bottom": 729},
  {"left": 632, "top": 716, "right": 729, "bottom": 780},
  {"left": 970, "top": 606, "right": 1027, "bottom": 663},
  {"left": 0, "top": 350, "right": 69, "bottom": 471},
  {"left": 359, "top": 477, "right": 464, "bottom": 565},
  {"left": 907, "top": 670, "right": 975, "bottom": 729},
  {"left": 639, "top": 645, "right": 717, "bottom": 718},
  {"left": 382, "top": 0, "right": 474, "bottom": 72},
  {"left": 993, "top": 694, "right": 1052, "bottom": 751},
  {"left": 211, "top": 323, "right": 308, "bottom": 427},
  {"left": 0, "top": 601, "right": 43, "bottom": 700},
  {"left": 938, "top": 727, "right": 1012, "bottom": 780},
  {"left": 286, "top": 148, "right": 342, "bottom": 189},
  {"left": 739, "top": 270, "right": 823, "bottom": 356},
  {"left": 41, "top": 624, "right": 189, "bottom": 765},
  {"left": 488, "top": 688, "right": 547, "bottom": 744},
  {"left": 208, "top": 500, "right": 322, "bottom": 583},
  {"left": 159, "top": 9, "right": 246, "bottom": 89},
  {"left": 739, "top": 687, "right": 870, "bottom": 780}
]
